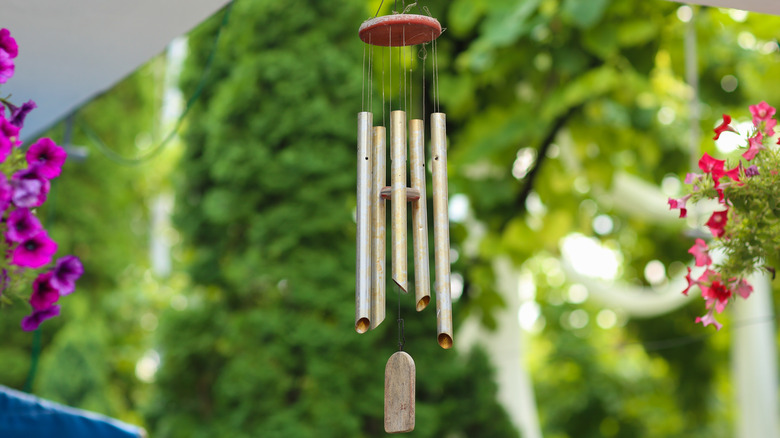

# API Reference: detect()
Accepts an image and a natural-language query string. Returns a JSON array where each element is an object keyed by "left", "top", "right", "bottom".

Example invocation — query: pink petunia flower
[
  {"left": 11, "top": 230, "right": 58, "bottom": 269},
  {"left": 50, "top": 255, "right": 84, "bottom": 296},
  {"left": 29, "top": 271, "right": 60, "bottom": 311},
  {"left": 0, "top": 50, "right": 13, "bottom": 84},
  {"left": 713, "top": 114, "right": 736, "bottom": 140},
  {"left": 688, "top": 239, "right": 712, "bottom": 267},
  {"left": 0, "top": 29, "right": 18, "bottom": 58},
  {"left": 742, "top": 131, "right": 764, "bottom": 161},
  {"left": 668, "top": 195, "right": 691, "bottom": 218},
  {"left": 11, "top": 166, "right": 50, "bottom": 208},
  {"left": 6, "top": 208, "right": 43, "bottom": 242},
  {"left": 695, "top": 311, "right": 722, "bottom": 330},
  {"left": 683, "top": 267, "right": 696, "bottom": 295},
  {"left": 734, "top": 279, "right": 753, "bottom": 299},
  {"left": 749, "top": 101, "right": 776, "bottom": 125},
  {"left": 701, "top": 279, "right": 732, "bottom": 313},
  {"left": 0, "top": 112, "right": 20, "bottom": 148},
  {"left": 21, "top": 305, "right": 61, "bottom": 332},
  {"left": 705, "top": 210, "right": 729, "bottom": 238},
  {"left": 698, "top": 153, "right": 725, "bottom": 175},
  {"left": 26, "top": 138, "right": 67, "bottom": 179}
]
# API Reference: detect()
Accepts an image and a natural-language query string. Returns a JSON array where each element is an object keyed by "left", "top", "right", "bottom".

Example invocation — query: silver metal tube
[
  {"left": 409, "top": 119, "right": 430, "bottom": 312},
  {"left": 356, "top": 111, "right": 373, "bottom": 333},
  {"left": 391, "top": 111, "right": 408, "bottom": 293},
  {"left": 431, "top": 112, "right": 452, "bottom": 349},
  {"left": 371, "top": 126, "right": 387, "bottom": 329}
]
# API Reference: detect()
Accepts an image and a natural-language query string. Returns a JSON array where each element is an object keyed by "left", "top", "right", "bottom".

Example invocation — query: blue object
[{"left": 0, "top": 385, "right": 145, "bottom": 438}]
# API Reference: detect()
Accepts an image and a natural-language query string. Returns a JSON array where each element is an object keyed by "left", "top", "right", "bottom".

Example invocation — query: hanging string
[
  {"left": 362, "top": 43, "right": 366, "bottom": 112},
  {"left": 368, "top": 34, "right": 373, "bottom": 114},
  {"left": 382, "top": 45, "right": 386, "bottom": 127},
  {"left": 420, "top": 41, "right": 427, "bottom": 122},
  {"left": 403, "top": 27, "right": 407, "bottom": 115},
  {"left": 397, "top": 285, "right": 405, "bottom": 351},
  {"left": 389, "top": 26, "right": 392, "bottom": 115},
  {"left": 79, "top": 0, "right": 235, "bottom": 166}
]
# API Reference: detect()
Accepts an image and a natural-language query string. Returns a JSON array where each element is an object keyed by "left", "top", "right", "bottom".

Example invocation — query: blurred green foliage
[{"left": 3, "top": 1, "right": 780, "bottom": 438}]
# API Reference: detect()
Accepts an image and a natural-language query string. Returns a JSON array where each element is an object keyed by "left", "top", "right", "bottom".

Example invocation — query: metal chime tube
[
  {"left": 356, "top": 111, "right": 373, "bottom": 333},
  {"left": 409, "top": 119, "right": 430, "bottom": 311},
  {"left": 391, "top": 110, "right": 408, "bottom": 293},
  {"left": 371, "top": 126, "right": 387, "bottom": 329},
  {"left": 431, "top": 112, "right": 453, "bottom": 349}
]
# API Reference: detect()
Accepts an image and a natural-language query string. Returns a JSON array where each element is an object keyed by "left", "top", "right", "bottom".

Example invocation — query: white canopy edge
[{"left": 3, "top": 0, "right": 231, "bottom": 142}]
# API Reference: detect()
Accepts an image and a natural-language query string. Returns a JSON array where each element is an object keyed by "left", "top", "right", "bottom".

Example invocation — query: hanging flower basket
[
  {"left": 0, "top": 28, "right": 83, "bottom": 331},
  {"left": 669, "top": 102, "right": 779, "bottom": 329}
]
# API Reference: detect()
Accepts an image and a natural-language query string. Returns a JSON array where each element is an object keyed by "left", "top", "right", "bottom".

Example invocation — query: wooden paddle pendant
[{"left": 385, "top": 351, "right": 415, "bottom": 433}]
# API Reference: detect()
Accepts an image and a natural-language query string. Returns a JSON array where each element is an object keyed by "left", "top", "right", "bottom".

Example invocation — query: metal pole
[
  {"left": 356, "top": 111, "right": 373, "bottom": 333},
  {"left": 371, "top": 126, "right": 387, "bottom": 329},
  {"left": 409, "top": 119, "right": 430, "bottom": 311},
  {"left": 431, "top": 112, "right": 452, "bottom": 349},
  {"left": 391, "top": 110, "right": 408, "bottom": 293}
]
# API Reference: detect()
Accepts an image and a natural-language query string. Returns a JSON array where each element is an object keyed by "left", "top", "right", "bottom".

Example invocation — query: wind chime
[{"left": 355, "top": 2, "right": 451, "bottom": 434}]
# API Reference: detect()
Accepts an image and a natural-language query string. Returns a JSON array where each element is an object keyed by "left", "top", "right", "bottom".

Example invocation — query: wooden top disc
[{"left": 359, "top": 14, "right": 441, "bottom": 47}]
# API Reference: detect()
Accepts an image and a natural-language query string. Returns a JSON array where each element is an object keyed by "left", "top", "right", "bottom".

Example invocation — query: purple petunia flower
[
  {"left": 11, "top": 230, "right": 57, "bottom": 268},
  {"left": 0, "top": 136, "right": 10, "bottom": 167},
  {"left": 6, "top": 99, "right": 36, "bottom": 128},
  {"left": 0, "top": 29, "right": 18, "bottom": 58},
  {"left": 50, "top": 255, "right": 84, "bottom": 296},
  {"left": 0, "top": 49, "right": 13, "bottom": 84},
  {"left": 21, "top": 305, "right": 61, "bottom": 331},
  {"left": 0, "top": 173, "right": 12, "bottom": 214},
  {"left": 11, "top": 166, "right": 50, "bottom": 208},
  {"left": 6, "top": 208, "right": 42, "bottom": 242},
  {"left": 26, "top": 138, "right": 67, "bottom": 179},
  {"left": 0, "top": 112, "right": 20, "bottom": 148},
  {"left": 29, "top": 271, "right": 60, "bottom": 310}
]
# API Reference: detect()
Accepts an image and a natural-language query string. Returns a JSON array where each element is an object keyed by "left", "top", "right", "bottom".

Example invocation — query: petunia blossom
[
  {"left": 26, "top": 138, "right": 67, "bottom": 179},
  {"left": 749, "top": 101, "right": 776, "bottom": 125},
  {"left": 734, "top": 279, "right": 753, "bottom": 299},
  {"left": 713, "top": 114, "right": 736, "bottom": 140},
  {"left": 11, "top": 166, "right": 50, "bottom": 208},
  {"left": 50, "top": 255, "right": 84, "bottom": 295},
  {"left": 0, "top": 29, "right": 17, "bottom": 58},
  {"left": 683, "top": 267, "right": 696, "bottom": 295},
  {"left": 668, "top": 195, "right": 690, "bottom": 218},
  {"left": 688, "top": 239, "right": 712, "bottom": 267},
  {"left": 0, "top": 172, "right": 11, "bottom": 214},
  {"left": 705, "top": 210, "right": 729, "bottom": 238},
  {"left": 684, "top": 173, "right": 700, "bottom": 185},
  {"left": 0, "top": 49, "right": 13, "bottom": 84},
  {"left": 21, "top": 305, "right": 61, "bottom": 332},
  {"left": 0, "top": 113, "right": 20, "bottom": 147},
  {"left": 742, "top": 131, "right": 764, "bottom": 161},
  {"left": 695, "top": 311, "right": 723, "bottom": 330},
  {"left": 29, "top": 271, "right": 60, "bottom": 311},
  {"left": 11, "top": 230, "right": 58, "bottom": 268},
  {"left": 701, "top": 279, "right": 732, "bottom": 313},
  {"left": 6, "top": 208, "right": 43, "bottom": 242},
  {"left": 5, "top": 99, "right": 36, "bottom": 128},
  {"left": 745, "top": 165, "right": 759, "bottom": 177},
  {"left": 698, "top": 153, "right": 725, "bottom": 175}
]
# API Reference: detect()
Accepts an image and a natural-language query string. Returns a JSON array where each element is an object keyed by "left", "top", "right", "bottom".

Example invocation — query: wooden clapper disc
[{"left": 385, "top": 351, "right": 415, "bottom": 433}]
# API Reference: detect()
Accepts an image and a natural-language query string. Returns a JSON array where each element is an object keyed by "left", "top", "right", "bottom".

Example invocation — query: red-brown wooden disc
[{"left": 359, "top": 14, "right": 441, "bottom": 47}]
